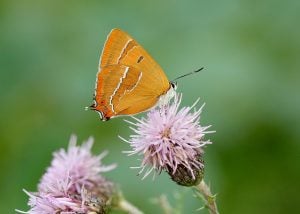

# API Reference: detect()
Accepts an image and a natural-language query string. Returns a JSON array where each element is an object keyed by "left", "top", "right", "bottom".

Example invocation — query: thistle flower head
[
  {"left": 17, "top": 135, "right": 116, "bottom": 214},
  {"left": 122, "top": 94, "right": 213, "bottom": 186}
]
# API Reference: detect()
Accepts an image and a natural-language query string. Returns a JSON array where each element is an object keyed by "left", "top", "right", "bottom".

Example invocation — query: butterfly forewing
[{"left": 118, "top": 45, "right": 169, "bottom": 88}]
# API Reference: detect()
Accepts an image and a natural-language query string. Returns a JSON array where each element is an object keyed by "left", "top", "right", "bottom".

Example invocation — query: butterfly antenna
[{"left": 172, "top": 67, "right": 204, "bottom": 82}]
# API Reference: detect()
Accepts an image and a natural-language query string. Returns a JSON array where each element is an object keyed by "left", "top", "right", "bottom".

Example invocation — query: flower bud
[{"left": 167, "top": 151, "right": 204, "bottom": 186}]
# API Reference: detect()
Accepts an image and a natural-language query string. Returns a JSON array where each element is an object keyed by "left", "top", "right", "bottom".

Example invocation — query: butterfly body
[{"left": 91, "top": 29, "right": 175, "bottom": 121}]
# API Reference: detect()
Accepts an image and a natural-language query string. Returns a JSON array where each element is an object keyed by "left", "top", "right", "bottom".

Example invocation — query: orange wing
[
  {"left": 99, "top": 29, "right": 135, "bottom": 68},
  {"left": 93, "top": 64, "right": 169, "bottom": 120},
  {"left": 93, "top": 29, "right": 171, "bottom": 120}
]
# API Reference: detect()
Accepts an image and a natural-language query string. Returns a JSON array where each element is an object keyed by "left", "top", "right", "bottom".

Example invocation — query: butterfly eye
[{"left": 170, "top": 82, "right": 177, "bottom": 90}]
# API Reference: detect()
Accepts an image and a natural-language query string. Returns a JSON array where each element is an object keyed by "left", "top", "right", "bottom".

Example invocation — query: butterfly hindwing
[{"left": 94, "top": 64, "right": 161, "bottom": 119}]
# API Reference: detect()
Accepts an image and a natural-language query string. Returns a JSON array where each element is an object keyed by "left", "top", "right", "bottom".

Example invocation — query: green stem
[
  {"left": 155, "top": 195, "right": 174, "bottom": 214},
  {"left": 117, "top": 197, "right": 144, "bottom": 214},
  {"left": 195, "top": 180, "right": 219, "bottom": 214}
]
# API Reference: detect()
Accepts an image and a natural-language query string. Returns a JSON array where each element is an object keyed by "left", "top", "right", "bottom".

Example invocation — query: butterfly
[{"left": 89, "top": 28, "right": 176, "bottom": 121}]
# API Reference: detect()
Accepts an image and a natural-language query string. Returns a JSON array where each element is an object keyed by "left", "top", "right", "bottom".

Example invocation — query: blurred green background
[{"left": 1, "top": 0, "right": 300, "bottom": 213}]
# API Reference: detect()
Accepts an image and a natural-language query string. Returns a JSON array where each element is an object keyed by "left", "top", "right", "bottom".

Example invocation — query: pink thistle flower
[
  {"left": 17, "top": 135, "right": 116, "bottom": 214},
  {"left": 121, "top": 94, "right": 213, "bottom": 186}
]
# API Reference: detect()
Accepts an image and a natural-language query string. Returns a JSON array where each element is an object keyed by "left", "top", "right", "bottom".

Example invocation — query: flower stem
[
  {"left": 154, "top": 195, "right": 174, "bottom": 214},
  {"left": 195, "top": 180, "right": 219, "bottom": 214},
  {"left": 118, "top": 197, "right": 144, "bottom": 214}
]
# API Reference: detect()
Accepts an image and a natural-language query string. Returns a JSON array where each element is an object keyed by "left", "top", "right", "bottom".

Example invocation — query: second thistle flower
[
  {"left": 122, "top": 94, "right": 213, "bottom": 186},
  {"left": 18, "top": 135, "right": 116, "bottom": 214}
]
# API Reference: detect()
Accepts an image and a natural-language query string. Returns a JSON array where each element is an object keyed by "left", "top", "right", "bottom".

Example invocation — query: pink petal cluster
[
  {"left": 122, "top": 94, "right": 213, "bottom": 180},
  {"left": 17, "top": 135, "right": 116, "bottom": 214}
]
